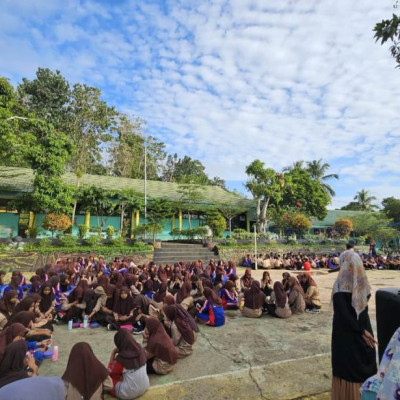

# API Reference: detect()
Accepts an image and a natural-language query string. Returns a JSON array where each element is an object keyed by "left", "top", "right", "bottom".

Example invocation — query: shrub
[
  {"left": 206, "top": 210, "right": 226, "bottom": 237},
  {"left": 232, "top": 229, "right": 252, "bottom": 240},
  {"left": 36, "top": 237, "right": 52, "bottom": 248},
  {"left": 78, "top": 224, "right": 89, "bottom": 239},
  {"left": 27, "top": 226, "right": 38, "bottom": 239},
  {"left": 59, "top": 235, "right": 77, "bottom": 248},
  {"left": 110, "top": 236, "right": 125, "bottom": 247},
  {"left": 86, "top": 235, "right": 103, "bottom": 247},
  {"left": 106, "top": 226, "right": 115, "bottom": 239},
  {"left": 334, "top": 218, "right": 353, "bottom": 238},
  {"left": 41, "top": 213, "right": 72, "bottom": 237},
  {"left": 90, "top": 226, "right": 102, "bottom": 234}
]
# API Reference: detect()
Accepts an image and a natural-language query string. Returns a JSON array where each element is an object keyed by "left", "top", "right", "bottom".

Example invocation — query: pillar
[
  {"left": 28, "top": 212, "right": 36, "bottom": 229},
  {"left": 135, "top": 210, "right": 140, "bottom": 227},
  {"left": 84, "top": 212, "right": 90, "bottom": 228},
  {"left": 178, "top": 210, "right": 182, "bottom": 231},
  {"left": 246, "top": 211, "right": 250, "bottom": 232},
  {"left": 130, "top": 210, "right": 135, "bottom": 239}
]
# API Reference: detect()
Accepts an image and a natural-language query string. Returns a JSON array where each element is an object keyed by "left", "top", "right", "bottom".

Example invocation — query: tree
[
  {"left": 374, "top": 4, "right": 400, "bottom": 68},
  {"left": 340, "top": 202, "right": 364, "bottom": 211},
  {"left": 218, "top": 200, "right": 248, "bottom": 236},
  {"left": 334, "top": 218, "right": 353, "bottom": 238},
  {"left": 0, "top": 77, "right": 36, "bottom": 167},
  {"left": 79, "top": 186, "right": 115, "bottom": 231},
  {"left": 382, "top": 197, "right": 400, "bottom": 223},
  {"left": 147, "top": 198, "right": 172, "bottom": 225},
  {"left": 352, "top": 189, "right": 379, "bottom": 211},
  {"left": 306, "top": 159, "right": 339, "bottom": 197},
  {"left": 245, "top": 160, "right": 286, "bottom": 233},
  {"left": 116, "top": 189, "right": 143, "bottom": 232},
  {"left": 281, "top": 167, "right": 330, "bottom": 220},
  {"left": 177, "top": 179, "right": 205, "bottom": 229},
  {"left": 41, "top": 213, "right": 71, "bottom": 237},
  {"left": 206, "top": 209, "right": 226, "bottom": 238}
]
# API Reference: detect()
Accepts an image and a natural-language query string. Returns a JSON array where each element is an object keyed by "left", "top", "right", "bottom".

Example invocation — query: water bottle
[
  {"left": 83, "top": 315, "right": 88, "bottom": 329},
  {"left": 52, "top": 345, "right": 59, "bottom": 362},
  {"left": 68, "top": 320, "right": 73, "bottom": 330}
]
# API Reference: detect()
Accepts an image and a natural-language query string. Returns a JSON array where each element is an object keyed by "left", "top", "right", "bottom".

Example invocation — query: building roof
[
  {"left": 310, "top": 210, "right": 363, "bottom": 228},
  {"left": 0, "top": 166, "right": 252, "bottom": 208}
]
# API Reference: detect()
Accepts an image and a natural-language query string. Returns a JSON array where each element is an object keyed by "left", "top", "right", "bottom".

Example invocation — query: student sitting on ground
[
  {"left": 108, "top": 329, "right": 149, "bottom": 399},
  {"left": 287, "top": 277, "right": 306, "bottom": 314},
  {"left": 163, "top": 304, "right": 199, "bottom": 358},
  {"left": 142, "top": 317, "right": 178, "bottom": 375},
  {"left": 240, "top": 268, "right": 254, "bottom": 292},
  {"left": 241, "top": 281, "right": 266, "bottom": 318},
  {"left": 62, "top": 342, "right": 113, "bottom": 400},
  {"left": 260, "top": 271, "right": 273, "bottom": 297},
  {"left": 196, "top": 287, "right": 225, "bottom": 327},
  {"left": 298, "top": 274, "right": 321, "bottom": 313},
  {"left": 219, "top": 280, "right": 239, "bottom": 310},
  {"left": 107, "top": 287, "right": 135, "bottom": 331},
  {"left": 266, "top": 282, "right": 292, "bottom": 319}
]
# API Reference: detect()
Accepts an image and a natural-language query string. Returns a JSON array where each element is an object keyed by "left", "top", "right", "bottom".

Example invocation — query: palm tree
[
  {"left": 306, "top": 159, "right": 339, "bottom": 196},
  {"left": 282, "top": 160, "right": 304, "bottom": 172},
  {"left": 353, "top": 189, "right": 379, "bottom": 211}
]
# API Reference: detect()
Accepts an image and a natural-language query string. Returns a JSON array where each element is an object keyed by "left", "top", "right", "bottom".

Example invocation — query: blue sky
[{"left": 1, "top": 0, "right": 400, "bottom": 209}]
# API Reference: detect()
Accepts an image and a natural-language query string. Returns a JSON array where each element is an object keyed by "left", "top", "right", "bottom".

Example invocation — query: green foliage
[
  {"left": 110, "top": 236, "right": 125, "bottom": 247},
  {"left": 232, "top": 228, "right": 253, "bottom": 240},
  {"left": 350, "top": 212, "right": 394, "bottom": 238},
  {"left": 27, "top": 226, "right": 38, "bottom": 239},
  {"left": 106, "top": 226, "right": 115, "bottom": 239},
  {"left": 206, "top": 209, "right": 226, "bottom": 237},
  {"left": 78, "top": 224, "right": 89, "bottom": 239},
  {"left": 85, "top": 235, "right": 103, "bottom": 247},
  {"left": 134, "top": 223, "right": 163, "bottom": 242},
  {"left": 245, "top": 160, "right": 287, "bottom": 232},
  {"left": 90, "top": 226, "right": 102, "bottom": 234},
  {"left": 177, "top": 181, "right": 205, "bottom": 229},
  {"left": 374, "top": 11, "right": 400, "bottom": 67},
  {"left": 179, "top": 227, "right": 208, "bottom": 240},
  {"left": 305, "top": 159, "right": 338, "bottom": 197},
  {"left": 58, "top": 235, "right": 77, "bottom": 248},
  {"left": 282, "top": 167, "right": 330, "bottom": 220},
  {"left": 382, "top": 197, "right": 400, "bottom": 223},
  {"left": 147, "top": 198, "right": 172, "bottom": 224},
  {"left": 349, "top": 189, "right": 379, "bottom": 212}
]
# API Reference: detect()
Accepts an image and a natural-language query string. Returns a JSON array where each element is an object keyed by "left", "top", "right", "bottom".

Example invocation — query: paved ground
[{"left": 39, "top": 268, "right": 398, "bottom": 399}]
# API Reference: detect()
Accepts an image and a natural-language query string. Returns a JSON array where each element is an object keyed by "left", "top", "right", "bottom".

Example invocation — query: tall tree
[
  {"left": 245, "top": 160, "right": 286, "bottom": 232},
  {"left": 177, "top": 179, "right": 205, "bottom": 229},
  {"left": 116, "top": 189, "right": 143, "bottom": 231},
  {"left": 381, "top": 197, "right": 400, "bottom": 223},
  {"left": 306, "top": 159, "right": 339, "bottom": 197},
  {"left": 352, "top": 189, "right": 379, "bottom": 211}
]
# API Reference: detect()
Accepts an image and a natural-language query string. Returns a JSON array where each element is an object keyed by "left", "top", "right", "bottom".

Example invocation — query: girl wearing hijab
[
  {"left": 0, "top": 323, "right": 28, "bottom": 362},
  {"left": 64, "top": 280, "right": 89, "bottom": 322},
  {"left": 0, "top": 340, "right": 37, "bottom": 388},
  {"left": 107, "top": 288, "right": 135, "bottom": 331},
  {"left": 266, "top": 282, "right": 291, "bottom": 319},
  {"left": 331, "top": 250, "right": 377, "bottom": 400},
  {"left": 62, "top": 342, "right": 113, "bottom": 400},
  {"left": 281, "top": 272, "right": 291, "bottom": 292},
  {"left": 287, "top": 277, "right": 306, "bottom": 315},
  {"left": 108, "top": 329, "right": 149, "bottom": 399},
  {"left": 240, "top": 268, "right": 253, "bottom": 292},
  {"left": 3, "top": 276, "right": 24, "bottom": 300},
  {"left": 150, "top": 282, "right": 168, "bottom": 319},
  {"left": 196, "top": 287, "right": 225, "bottom": 327},
  {"left": 298, "top": 274, "right": 322, "bottom": 312},
  {"left": 241, "top": 281, "right": 266, "bottom": 318},
  {"left": 163, "top": 304, "right": 199, "bottom": 357},
  {"left": 175, "top": 281, "right": 194, "bottom": 311},
  {"left": 39, "top": 283, "right": 56, "bottom": 318},
  {"left": 87, "top": 286, "right": 108, "bottom": 325},
  {"left": 0, "top": 291, "right": 18, "bottom": 331},
  {"left": 219, "top": 280, "right": 239, "bottom": 310},
  {"left": 7, "top": 311, "right": 52, "bottom": 342},
  {"left": 142, "top": 317, "right": 178, "bottom": 375}
]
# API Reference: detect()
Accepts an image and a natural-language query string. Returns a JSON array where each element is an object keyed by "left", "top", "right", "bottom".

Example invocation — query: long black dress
[{"left": 332, "top": 292, "right": 377, "bottom": 382}]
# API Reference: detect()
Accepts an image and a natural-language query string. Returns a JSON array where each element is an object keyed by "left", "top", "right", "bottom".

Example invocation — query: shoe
[
  {"left": 311, "top": 308, "right": 320, "bottom": 314},
  {"left": 132, "top": 327, "right": 144, "bottom": 335},
  {"left": 107, "top": 324, "right": 113, "bottom": 331}
]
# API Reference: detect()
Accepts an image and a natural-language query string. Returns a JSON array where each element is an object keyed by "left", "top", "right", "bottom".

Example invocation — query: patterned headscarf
[{"left": 331, "top": 250, "right": 371, "bottom": 319}]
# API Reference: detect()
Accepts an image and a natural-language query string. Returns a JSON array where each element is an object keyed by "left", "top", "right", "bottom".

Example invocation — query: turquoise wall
[{"left": 0, "top": 213, "right": 19, "bottom": 238}]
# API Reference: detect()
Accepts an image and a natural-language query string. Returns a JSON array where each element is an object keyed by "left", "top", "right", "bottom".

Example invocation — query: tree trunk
[
  {"left": 260, "top": 198, "right": 270, "bottom": 233},
  {"left": 229, "top": 218, "right": 232, "bottom": 236},
  {"left": 71, "top": 200, "right": 77, "bottom": 228},
  {"left": 255, "top": 198, "right": 261, "bottom": 232},
  {"left": 120, "top": 204, "right": 125, "bottom": 231}
]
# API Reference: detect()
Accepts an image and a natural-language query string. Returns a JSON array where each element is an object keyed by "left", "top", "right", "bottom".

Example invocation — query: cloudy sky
[{"left": 1, "top": 0, "right": 399, "bottom": 209}]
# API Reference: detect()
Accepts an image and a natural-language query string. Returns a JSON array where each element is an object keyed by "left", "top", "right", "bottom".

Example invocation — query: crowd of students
[
  {"left": 242, "top": 251, "right": 400, "bottom": 270},
  {"left": 0, "top": 256, "right": 323, "bottom": 399}
]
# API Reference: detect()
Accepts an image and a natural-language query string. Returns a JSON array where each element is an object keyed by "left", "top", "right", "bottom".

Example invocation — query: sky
[{"left": 1, "top": 0, "right": 399, "bottom": 209}]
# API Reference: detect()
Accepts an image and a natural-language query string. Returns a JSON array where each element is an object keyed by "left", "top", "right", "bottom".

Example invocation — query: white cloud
[{"left": 1, "top": 0, "right": 400, "bottom": 207}]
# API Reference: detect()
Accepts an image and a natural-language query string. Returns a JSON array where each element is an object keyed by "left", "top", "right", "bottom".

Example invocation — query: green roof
[
  {"left": 310, "top": 210, "right": 363, "bottom": 228},
  {"left": 0, "top": 166, "right": 252, "bottom": 208}
]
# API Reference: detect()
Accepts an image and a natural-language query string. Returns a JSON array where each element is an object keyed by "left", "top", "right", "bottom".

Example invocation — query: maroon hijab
[
  {"left": 203, "top": 287, "right": 222, "bottom": 306},
  {"left": 244, "top": 281, "right": 266, "bottom": 309},
  {"left": 0, "top": 290, "right": 17, "bottom": 318},
  {"left": 153, "top": 282, "right": 168, "bottom": 303},
  {"left": 241, "top": 268, "right": 253, "bottom": 289},
  {"left": 6, "top": 311, "right": 35, "bottom": 328},
  {"left": 273, "top": 282, "right": 287, "bottom": 308},
  {"left": 0, "top": 340, "right": 28, "bottom": 388},
  {"left": 62, "top": 342, "right": 109, "bottom": 400},
  {"left": 0, "top": 323, "right": 28, "bottom": 362},
  {"left": 175, "top": 281, "right": 192, "bottom": 304},
  {"left": 113, "top": 287, "right": 135, "bottom": 316},
  {"left": 163, "top": 304, "right": 199, "bottom": 345},
  {"left": 288, "top": 277, "right": 305, "bottom": 297},
  {"left": 114, "top": 329, "right": 146, "bottom": 370},
  {"left": 145, "top": 317, "right": 178, "bottom": 364}
]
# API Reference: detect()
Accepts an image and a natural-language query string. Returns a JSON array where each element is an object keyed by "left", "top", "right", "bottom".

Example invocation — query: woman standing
[{"left": 331, "top": 250, "right": 377, "bottom": 400}]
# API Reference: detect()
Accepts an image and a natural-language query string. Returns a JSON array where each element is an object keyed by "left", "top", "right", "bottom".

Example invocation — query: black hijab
[{"left": 0, "top": 340, "right": 28, "bottom": 388}]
